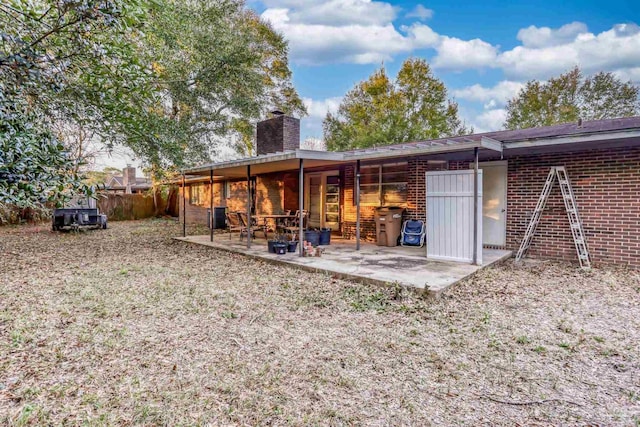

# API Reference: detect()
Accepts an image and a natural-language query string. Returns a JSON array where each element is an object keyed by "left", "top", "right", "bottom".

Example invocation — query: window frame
[
  {"left": 358, "top": 162, "right": 408, "bottom": 207},
  {"left": 189, "top": 183, "right": 207, "bottom": 207}
]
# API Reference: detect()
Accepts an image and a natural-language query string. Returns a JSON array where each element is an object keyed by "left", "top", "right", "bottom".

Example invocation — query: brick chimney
[
  {"left": 256, "top": 110, "right": 300, "bottom": 155},
  {"left": 122, "top": 165, "right": 136, "bottom": 194}
]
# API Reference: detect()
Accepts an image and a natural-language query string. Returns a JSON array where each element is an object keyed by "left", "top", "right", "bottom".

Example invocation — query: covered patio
[
  {"left": 176, "top": 135, "right": 510, "bottom": 293},
  {"left": 175, "top": 233, "right": 512, "bottom": 295}
]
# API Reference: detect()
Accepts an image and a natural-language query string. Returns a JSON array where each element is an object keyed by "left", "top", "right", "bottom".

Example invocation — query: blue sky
[
  {"left": 98, "top": 0, "right": 640, "bottom": 170},
  {"left": 251, "top": 0, "right": 640, "bottom": 140}
]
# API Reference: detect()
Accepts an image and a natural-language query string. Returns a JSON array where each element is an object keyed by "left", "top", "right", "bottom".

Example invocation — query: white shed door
[{"left": 426, "top": 170, "right": 483, "bottom": 264}]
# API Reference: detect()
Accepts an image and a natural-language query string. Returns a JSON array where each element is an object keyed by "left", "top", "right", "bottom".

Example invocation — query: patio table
[{"left": 253, "top": 214, "right": 297, "bottom": 233}]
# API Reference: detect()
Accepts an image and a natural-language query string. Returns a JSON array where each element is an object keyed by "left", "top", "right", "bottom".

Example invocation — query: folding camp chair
[{"left": 400, "top": 219, "right": 426, "bottom": 247}]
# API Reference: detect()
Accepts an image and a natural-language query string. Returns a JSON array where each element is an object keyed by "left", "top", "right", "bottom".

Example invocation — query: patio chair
[
  {"left": 238, "top": 211, "right": 269, "bottom": 240},
  {"left": 400, "top": 219, "right": 426, "bottom": 248},
  {"left": 226, "top": 212, "right": 247, "bottom": 240},
  {"left": 282, "top": 210, "right": 307, "bottom": 240}
]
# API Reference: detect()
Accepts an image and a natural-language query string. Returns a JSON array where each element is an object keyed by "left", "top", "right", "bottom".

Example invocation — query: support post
[
  {"left": 182, "top": 173, "right": 186, "bottom": 237},
  {"left": 473, "top": 147, "right": 479, "bottom": 265},
  {"left": 298, "top": 159, "right": 304, "bottom": 257},
  {"left": 355, "top": 160, "right": 361, "bottom": 251},
  {"left": 209, "top": 168, "right": 214, "bottom": 242},
  {"left": 246, "top": 165, "right": 251, "bottom": 249}
]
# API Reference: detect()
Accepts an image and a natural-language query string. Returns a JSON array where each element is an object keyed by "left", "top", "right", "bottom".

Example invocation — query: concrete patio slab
[{"left": 174, "top": 235, "right": 512, "bottom": 295}]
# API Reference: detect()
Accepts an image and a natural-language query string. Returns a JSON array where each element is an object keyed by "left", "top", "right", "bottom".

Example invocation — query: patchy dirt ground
[{"left": 0, "top": 219, "right": 638, "bottom": 426}]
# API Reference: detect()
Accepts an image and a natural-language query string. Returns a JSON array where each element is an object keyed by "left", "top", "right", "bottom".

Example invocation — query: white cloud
[
  {"left": 261, "top": 1, "right": 640, "bottom": 83},
  {"left": 499, "top": 23, "right": 640, "bottom": 80},
  {"left": 300, "top": 96, "right": 343, "bottom": 138},
  {"left": 472, "top": 108, "right": 507, "bottom": 133},
  {"left": 404, "top": 22, "right": 440, "bottom": 47},
  {"left": 284, "top": 0, "right": 396, "bottom": 26},
  {"left": 452, "top": 81, "right": 524, "bottom": 106},
  {"left": 303, "top": 96, "right": 342, "bottom": 118},
  {"left": 406, "top": 4, "right": 433, "bottom": 21},
  {"left": 517, "top": 21, "right": 588, "bottom": 48},
  {"left": 431, "top": 36, "right": 499, "bottom": 70},
  {"left": 261, "top": 0, "right": 396, "bottom": 26},
  {"left": 613, "top": 67, "right": 640, "bottom": 83},
  {"left": 262, "top": 6, "right": 418, "bottom": 65}
]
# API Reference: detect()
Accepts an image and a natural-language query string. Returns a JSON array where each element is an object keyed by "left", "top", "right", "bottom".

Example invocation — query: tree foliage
[
  {"left": 0, "top": 93, "right": 89, "bottom": 218},
  {"left": 137, "top": 0, "right": 306, "bottom": 168},
  {"left": 504, "top": 67, "right": 640, "bottom": 130},
  {"left": 0, "top": 0, "right": 141, "bottom": 211},
  {"left": 1, "top": 0, "right": 305, "bottom": 210},
  {"left": 323, "top": 58, "right": 468, "bottom": 151}
]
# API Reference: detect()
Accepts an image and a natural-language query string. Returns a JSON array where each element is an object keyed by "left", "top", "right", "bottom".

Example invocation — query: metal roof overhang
[
  {"left": 502, "top": 129, "right": 640, "bottom": 156},
  {"left": 183, "top": 150, "right": 347, "bottom": 178},
  {"left": 344, "top": 137, "right": 502, "bottom": 162},
  {"left": 182, "top": 137, "right": 505, "bottom": 178}
]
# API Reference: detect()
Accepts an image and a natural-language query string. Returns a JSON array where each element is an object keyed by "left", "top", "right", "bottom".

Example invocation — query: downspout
[
  {"left": 473, "top": 147, "right": 479, "bottom": 265},
  {"left": 182, "top": 173, "right": 186, "bottom": 238},
  {"left": 247, "top": 165, "right": 251, "bottom": 249},
  {"left": 299, "top": 158, "right": 304, "bottom": 257},
  {"left": 356, "top": 160, "right": 361, "bottom": 251},
  {"left": 210, "top": 168, "right": 214, "bottom": 242}
]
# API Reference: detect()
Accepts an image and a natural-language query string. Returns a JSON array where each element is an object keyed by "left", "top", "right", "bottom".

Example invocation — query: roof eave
[
  {"left": 504, "top": 129, "right": 640, "bottom": 149},
  {"left": 345, "top": 139, "right": 502, "bottom": 161}
]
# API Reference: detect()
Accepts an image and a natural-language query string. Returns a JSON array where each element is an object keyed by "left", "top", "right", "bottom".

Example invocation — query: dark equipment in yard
[{"left": 52, "top": 194, "right": 107, "bottom": 231}]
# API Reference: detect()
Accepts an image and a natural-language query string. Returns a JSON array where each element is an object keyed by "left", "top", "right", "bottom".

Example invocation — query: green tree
[
  {"left": 504, "top": 67, "right": 640, "bottom": 130},
  {"left": 1, "top": 0, "right": 306, "bottom": 205},
  {"left": 0, "top": 0, "right": 144, "bottom": 212},
  {"left": 323, "top": 58, "right": 467, "bottom": 151},
  {"left": 0, "top": 93, "right": 89, "bottom": 219},
  {"left": 135, "top": 0, "right": 306, "bottom": 170}
]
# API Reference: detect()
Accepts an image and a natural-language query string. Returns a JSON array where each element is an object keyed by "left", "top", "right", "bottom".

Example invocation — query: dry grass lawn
[{"left": 1, "top": 219, "right": 639, "bottom": 426}]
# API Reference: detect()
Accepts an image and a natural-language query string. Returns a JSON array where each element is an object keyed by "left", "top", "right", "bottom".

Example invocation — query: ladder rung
[{"left": 518, "top": 166, "right": 591, "bottom": 268}]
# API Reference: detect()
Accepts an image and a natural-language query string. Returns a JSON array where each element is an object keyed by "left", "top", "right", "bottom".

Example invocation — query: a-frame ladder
[{"left": 515, "top": 166, "right": 591, "bottom": 268}]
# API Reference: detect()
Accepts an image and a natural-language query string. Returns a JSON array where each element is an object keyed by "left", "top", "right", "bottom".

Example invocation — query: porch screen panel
[{"left": 426, "top": 170, "right": 482, "bottom": 264}]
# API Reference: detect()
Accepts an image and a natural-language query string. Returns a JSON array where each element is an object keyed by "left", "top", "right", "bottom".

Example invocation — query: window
[
  {"left": 189, "top": 183, "right": 207, "bottom": 206},
  {"left": 358, "top": 162, "right": 408, "bottom": 206}
]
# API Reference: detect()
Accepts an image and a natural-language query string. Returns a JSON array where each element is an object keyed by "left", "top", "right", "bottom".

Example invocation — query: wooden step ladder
[{"left": 515, "top": 166, "right": 591, "bottom": 269}]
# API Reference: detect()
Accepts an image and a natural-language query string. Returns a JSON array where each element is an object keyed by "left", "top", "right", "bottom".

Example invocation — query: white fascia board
[
  {"left": 344, "top": 141, "right": 482, "bottom": 161},
  {"left": 295, "top": 149, "right": 345, "bottom": 161},
  {"left": 504, "top": 130, "right": 640, "bottom": 150},
  {"left": 183, "top": 151, "right": 299, "bottom": 174},
  {"left": 183, "top": 150, "right": 345, "bottom": 174},
  {"left": 480, "top": 137, "right": 503, "bottom": 152}
]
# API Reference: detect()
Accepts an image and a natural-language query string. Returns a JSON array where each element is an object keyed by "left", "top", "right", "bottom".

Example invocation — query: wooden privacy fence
[{"left": 97, "top": 188, "right": 178, "bottom": 221}]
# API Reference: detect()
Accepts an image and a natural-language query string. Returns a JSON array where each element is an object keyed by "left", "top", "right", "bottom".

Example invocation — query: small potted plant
[{"left": 287, "top": 235, "right": 298, "bottom": 253}]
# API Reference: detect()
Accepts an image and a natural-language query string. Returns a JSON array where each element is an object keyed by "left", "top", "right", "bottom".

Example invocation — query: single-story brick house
[{"left": 180, "top": 112, "right": 640, "bottom": 267}]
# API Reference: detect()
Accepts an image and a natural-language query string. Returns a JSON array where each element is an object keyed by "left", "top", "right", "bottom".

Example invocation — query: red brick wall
[
  {"left": 179, "top": 146, "right": 640, "bottom": 267},
  {"left": 342, "top": 164, "right": 377, "bottom": 240},
  {"left": 342, "top": 158, "right": 448, "bottom": 240},
  {"left": 506, "top": 146, "right": 640, "bottom": 267},
  {"left": 179, "top": 174, "right": 288, "bottom": 226},
  {"left": 283, "top": 172, "right": 299, "bottom": 212},
  {"left": 255, "top": 173, "right": 284, "bottom": 215},
  {"left": 179, "top": 182, "right": 225, "bottom": 225}
]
